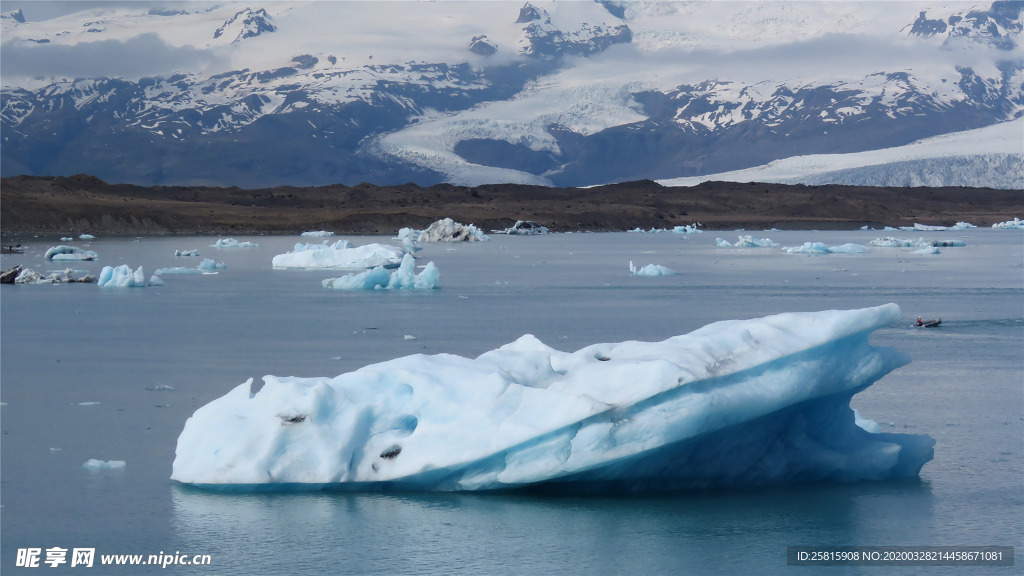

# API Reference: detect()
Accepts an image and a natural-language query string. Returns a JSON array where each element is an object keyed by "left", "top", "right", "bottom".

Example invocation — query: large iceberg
[
  {"left": 272, "top": 242, "right": 404, "bottom": 270},
  {"left": 172, "top": 305, "right": 934, "bottom": 492},
  {"left": 992, "top": 217, "right": 1023, "bottom": 229}
]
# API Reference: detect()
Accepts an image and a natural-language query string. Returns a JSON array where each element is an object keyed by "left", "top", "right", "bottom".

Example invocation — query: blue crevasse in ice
[{"left": 171, "top": 305, "right": 934, "bottom": 491}]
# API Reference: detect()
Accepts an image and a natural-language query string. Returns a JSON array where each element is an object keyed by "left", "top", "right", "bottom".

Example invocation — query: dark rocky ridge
[{"left": 1, "top": 174, "right": 1020, "bottom": 237}]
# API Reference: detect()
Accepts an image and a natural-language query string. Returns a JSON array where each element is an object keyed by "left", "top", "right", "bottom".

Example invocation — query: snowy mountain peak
[
  {"left": 516, "top": 3, "right": 548, "bottom": 25},
  {"left": 213, "top": 7, "right": 276, "bottom": 44},
  {"left": 2, "top": 8, "right": 25, "bottom": 24}
]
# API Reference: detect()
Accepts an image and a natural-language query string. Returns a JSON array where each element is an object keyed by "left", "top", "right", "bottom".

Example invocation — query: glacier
[{"left": 171, "top": 304, "right": 934, "bottom": 492}]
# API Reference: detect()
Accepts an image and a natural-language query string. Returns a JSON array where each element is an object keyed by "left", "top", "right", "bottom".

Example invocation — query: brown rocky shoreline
[{"left": 1, "top": 174, "right": 1021, "bottom": 237}]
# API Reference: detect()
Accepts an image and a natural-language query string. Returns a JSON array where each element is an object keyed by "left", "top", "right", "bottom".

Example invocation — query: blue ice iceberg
[
  {"left": 97, "top": 265, "right": 148, "bottom": 287},
  {"left": 171, "top": 305, "right": 934, "bottom": 491},
  {"left": 322, "top": 254, "right": 440, "bottom": 290},
  {"left": 629, "top": 261, "right": 677, "bottom": 276},
  {"left": 45, "top": 245, "right": 98, "bottom": 261}
]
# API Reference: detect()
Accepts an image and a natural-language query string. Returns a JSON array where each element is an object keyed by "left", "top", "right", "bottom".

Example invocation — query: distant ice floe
[
  {"left": 45, "top": 245, "right": 98, "bottom": 261},
  {"left": 416, "top": 218, "right": 489, "bottom": 242},
  {"left": 97, "top": 265, "right": 148, "bottom": 287},
  {"left": 992, "top": 218, "right": 1024, "bottom": 229},
  {"left": 171, "top": 305, "right": 934, "bottom": 491},
  {"left": 869, "top": 237, "right": 965, "bottom": 248},
  {"left": 211, "top": 238, "right": 260, "bottom": 248},
  {"left": 79, "top": 234, "right": 96, "bottom": 240},
  {"left": 155, "top": 259, "right": 226, "bottom": 275},
  {"left": 491, "top": 220, "right": 550, "bottom": 235},
  {"left": 629, "top": 224, "right": 703, "bottom": 234},
  {"left": 716, "top": 235, "right": 778, "bottom": 248},
  {"left": 899, "top": 222, "right": 976, "bottom": 231},
  {"left": 175, "top": 249, "right": 200, "bottom": 257},
  {"left": 301, "top": 231, "right": 335, "bottom": 237},
  {"left": 4, "top": 266, "right": 95, "bottom": 284},
  {"left": 322, "top": 254, "right": 441, "bottom": 290},
  {"left": 82, "top": 459, "right": 125, "bottom": 470},
  {"left": 781, "top": 242, "right": 870, "bottom": 255},
  {"left": 272, "top": 241, "right": 405, "bottom": 270},
  {"left": 629, "top": 261, "right": 677, "bottom": 276}
]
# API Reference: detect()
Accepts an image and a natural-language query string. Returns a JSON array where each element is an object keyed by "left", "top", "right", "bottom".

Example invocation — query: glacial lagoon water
[{"left": 1, "top": 229, "right": 1021, "bottom": 575}]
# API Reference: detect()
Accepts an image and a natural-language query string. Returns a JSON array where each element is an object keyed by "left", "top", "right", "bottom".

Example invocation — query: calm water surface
[{"left": 2, "top": 229, "right": 1021, "bottom": 575}]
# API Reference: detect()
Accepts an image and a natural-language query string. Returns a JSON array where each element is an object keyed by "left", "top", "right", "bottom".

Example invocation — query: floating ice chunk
[
  {"left": 79, "top": 234, "right": 95, "bottom": 240},
  {"left": 211, "top": 238, "right": 259, "bottom": 248},
  {"left": 171, "top": 305, "right": 934, "bottom": 491},
  {"left": 197, "top": 259, "right": 227, "bottom": 271},
  {"left": 292, "top": 240, "right": 353, "bottom": 253},
  {"left": 83, "top": 459, "right": 125, "bottom": 470},
  {"left": 153, "top": 267, "right": 203, "bottom": 275},
  {"left": 274, "top": 242, "right": 405, "bottom": 270},
  {"left": 301, "top": 231, "right": 335, "bottom": 237},
  {"left": 416, "top": 218, "right": 489, "bottom": 242},
  {"left": 322, "top": 254, "right": 440, "bottom": 290},
  {"left": 492, "top": 220, "right": 550, "bottom": 235},
  {"left": 913, "top": 247, "right": 941, "bottom": 255},
  {"left": 782, "top": 242, "right": 870, "bottom": 254},
  {"left": 13, "top": 267, "right": 94, "bottom": 284},
  {"left": 148, "top": 275, "right": 165, "bottom": 286},
  {"left": 404, "top": 335, "right": 417, "bottom": 341},
  {"left": 61, "top": 237, "right": 73, "bottom": 241},
  {"left": 97, "top": 265, "right": 147, "bottom": 287},
  {"left": 44, "top": 245, "right": 98, "bottom": 261},
  {"left": 175, "top": 249, "right": 200, "bottom": 257},
  {"left": 869, "top": 237, "right": 933, "bottom": 248},
  {"left": 992, "top": 217, "right": 1024, "bottom": 229},
  {"left": 396, "top": 228, "right": 422, "bottom": 253},
  {"left": 901, "top": 222, "right": 978, "bottom": 231},
  {"left": 716, "top": 235, "right": 778, "bottom": 248},
  {"left": 629, "top": 261, "right": 677, "bottom": 276},
  {"left": 672, "top": 224, "right": 703, "bottom": 234}
]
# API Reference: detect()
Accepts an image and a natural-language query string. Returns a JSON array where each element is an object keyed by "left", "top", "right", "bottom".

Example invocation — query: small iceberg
[
  {"left": 992, "top": 218, "right": 1023, "bottom": 229},
  {"left": 301, "top": 231, "right": 335, "bottom": 237},
  {"left": 44, "top": 245, "right": 98, "bottom": 261},
  {"left": 323, "top": 254, "right": 440, "bottom": 290},
  {"left": 396, "top": 228, "right": 422, "bottom": 253},
  {"left": 79, "top": 234, "right": 96, "bottom": 240},
  {"left": 211, "top": 238, "right": 259, "bottom": 248},
  {"left": 175, "top": 249, "right": 200, "bottom": 257},
  {"left": 781, "top": 242, "right": 870, "bottom": 255},
  {"left": 416, "top": 218, "right": 489, "bottom": 242},
  {"left": 97, "top": 265, "right": 148, "bottom": 287},
  {"left": 171, "top": 305, "right": 934, "bottom": 491},
  {"left": 273, "top": 242, "right": 405, "bottom": 270},
  {"left": 716, "top": 235, "right": 778, "bottom": 248},
  {"left": 629, "top": 261, "right": 677, "bottom": 276},
  {"left": 672, "top": 224, "right": 703, "bottom": 234},
  {"left": 492, "top": 221, "right": 549, "bottom": 235},
  {"left": 82, "top": 459, "right": 126, "bottom": 470}
]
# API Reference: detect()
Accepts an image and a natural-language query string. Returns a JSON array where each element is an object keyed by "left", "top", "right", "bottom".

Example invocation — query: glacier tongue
[{"left": 171, "top": 304, "right": 934, "bottom": 491}]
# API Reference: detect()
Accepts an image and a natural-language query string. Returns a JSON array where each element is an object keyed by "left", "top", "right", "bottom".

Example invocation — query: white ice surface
[
  {"left": 993, "top": 218, "right": 1024, "bottom": 229},
  {"left": 416, "top": 218, "right": 489, "bottom": 242},
  {"left": 272, "top": 242, "right": 405, "bottom": 270},
  {"left": 781, "top": 242, "right": 870, "bottom": 255},
  {"left": 171, "top": 304, "right": 934, "bottom": 491},
  {"left": 716, "top": 235, "right": 778, "bottom": 248}
]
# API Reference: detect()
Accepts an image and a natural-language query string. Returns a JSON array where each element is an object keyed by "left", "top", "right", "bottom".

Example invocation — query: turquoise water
[{"left": 2, "top": 230, "right": 1021, "bottom": 574}]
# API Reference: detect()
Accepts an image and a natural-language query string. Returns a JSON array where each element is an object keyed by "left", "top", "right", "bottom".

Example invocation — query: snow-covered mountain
[{"left": 1, "top": 1, "right": 1021, "bottom": 188}]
